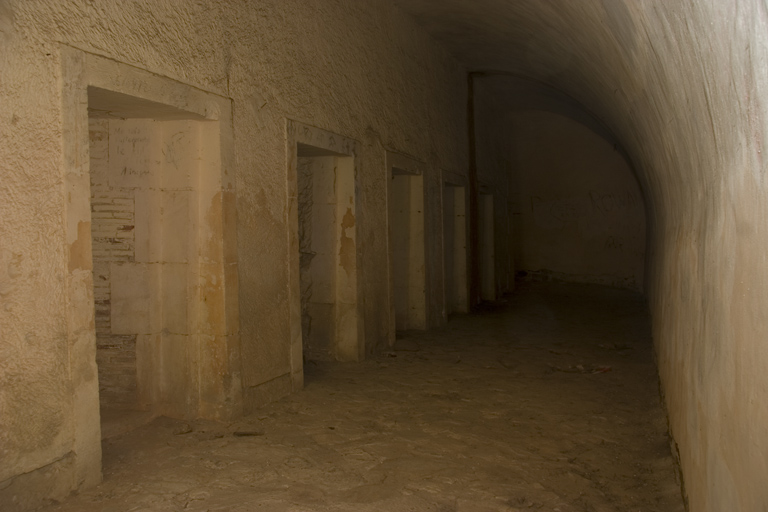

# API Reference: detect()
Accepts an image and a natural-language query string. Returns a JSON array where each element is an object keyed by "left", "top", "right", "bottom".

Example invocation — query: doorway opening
[
  {"left": 87, "top": 87, "right": 228, "bottom": 438},
  {"left": 443, "top": 184, "right": 468, "bottom": 315},
  {"left": 284, "top": 122, "right": 362, "bottom": 392},
  {"left": 63, "top": 50, "right": 240, "bottom": 486},
  {"left": 479, "top": 192, "right": 496, "bottom": 301},
  {"left": 388, "top": 165, "right": 426, "bottom": 331},
  {"left": 296, "top": 144, "right": 358, "bottom": 364}
]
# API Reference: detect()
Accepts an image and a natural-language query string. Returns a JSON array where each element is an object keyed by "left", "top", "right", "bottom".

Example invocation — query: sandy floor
[{"left": 42, "top": 282, "right": 685, "bottom": 512}]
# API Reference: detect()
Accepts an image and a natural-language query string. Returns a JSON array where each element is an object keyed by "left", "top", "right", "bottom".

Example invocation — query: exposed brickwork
[{"left": 89, "top": 118, "right": 138, "bottom": 408}]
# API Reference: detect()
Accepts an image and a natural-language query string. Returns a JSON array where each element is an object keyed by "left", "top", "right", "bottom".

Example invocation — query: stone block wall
[
  {"left": 89, "top": 118, "right": 139, "bottom": 409},
  {"left": 0, "top": 1, "right": 468, "bottom": 508}
]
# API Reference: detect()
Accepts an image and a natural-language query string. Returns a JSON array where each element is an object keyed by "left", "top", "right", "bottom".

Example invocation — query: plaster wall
[
  {"left": 0, "top": 0, "right": 468, "bottom": 507},
  {"left": 393, "top": 1, "right": 768, "bottom": 508},
  {"left": 510, "top": 111, "right": 645, "bottom": 290}
]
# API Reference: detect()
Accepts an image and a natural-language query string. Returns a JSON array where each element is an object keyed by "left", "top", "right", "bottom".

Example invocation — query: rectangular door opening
[
  {"left": 87, "top": 88, "right": 223, "bottom": 438},
  {"left": 443, "top": 184, "right": 468, "bottom": 315},
  {"left": 296, "top": 144, "right": 357, "bottom": 367},
  {"left": 388, "top": 169, "right": 426, "bottom": 331}
]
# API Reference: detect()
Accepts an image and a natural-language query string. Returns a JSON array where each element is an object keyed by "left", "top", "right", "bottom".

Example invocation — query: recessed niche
[
  {"left": 86, "top": 86, "right": 231, "bottom": 436},
  {"left": 443, "top": 183, "right": 468, "bottom": 314},
  {"left": 387, "top": 156, "right": 427, "bottom": 331},
  {"left": 296, "top": 144, "right": 356, "bottom": 362}
]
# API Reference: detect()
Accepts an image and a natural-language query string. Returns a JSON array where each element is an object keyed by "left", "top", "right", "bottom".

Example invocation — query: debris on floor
[{"left": 40, "top": 282, "right": 684, "bottom": 512}]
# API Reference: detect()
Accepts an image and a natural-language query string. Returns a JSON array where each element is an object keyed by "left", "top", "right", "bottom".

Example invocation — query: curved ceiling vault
[
  {"left": 393, "top": 1, "right": 768, "bottom": 510},
  {"left": 393, "top": 0, "right": 668, "bottom": 242},
  {"left": 394, "top": 0, "right": 768, "bottom": 233},
  {"left": 390, "top": 0, "right": 646, "bottom": 145}
]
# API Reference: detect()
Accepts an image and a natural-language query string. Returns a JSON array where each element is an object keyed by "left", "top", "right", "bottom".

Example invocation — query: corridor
[
  {"left": 3, "top": 2, "right": 767, "bottom": 509},
  {"left": 42, "top": 282, "right": 684, "bottom": 512}
]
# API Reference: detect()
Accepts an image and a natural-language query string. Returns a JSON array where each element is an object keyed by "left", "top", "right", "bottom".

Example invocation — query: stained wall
[
  {"left": 0, "top": 0, "right": 469, "bottom": 508},
  {"left": 393, "top": 0, "right": 768, "bottom": 509}
]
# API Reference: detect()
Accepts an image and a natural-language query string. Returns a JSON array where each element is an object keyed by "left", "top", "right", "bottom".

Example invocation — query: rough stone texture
[
  {"left": 89, "top": 117, "right": 139, "bottom": 409},
  {"left": 5, "top": 0, "right": 766, "bottom": 510},
  {"left": 228, "top": 0, "right": 469, "bottom": 381},
  {"left": 395, "top": 1, "right": 768, "bottom": 509},
  {"left": 510, "top": 111, "right": 646, "bottom": 290},
  {"left": 0, "top": 1, "right": 469, "bottom": 506}
]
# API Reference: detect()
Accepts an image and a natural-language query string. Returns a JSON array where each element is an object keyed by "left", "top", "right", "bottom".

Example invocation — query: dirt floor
[{"left": 40, "top": 282, "right": 685, "bottom": 511}]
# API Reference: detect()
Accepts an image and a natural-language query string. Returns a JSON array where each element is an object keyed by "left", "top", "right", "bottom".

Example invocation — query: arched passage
[
  {"left": 2, "top": 1, "right": 767, "bottom": 510},
  {"left": 396, "top": 1, "right": 768, "bottom": 508}
]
